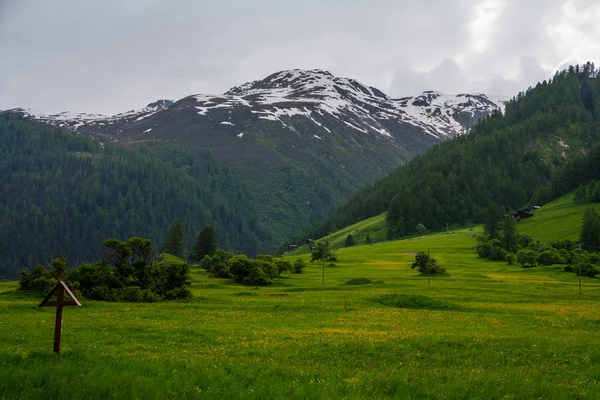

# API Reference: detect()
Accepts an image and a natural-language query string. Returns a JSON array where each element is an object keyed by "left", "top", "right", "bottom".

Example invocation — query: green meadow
[{"left": 2, "top": 197, "right": 600, "bottom": 399}]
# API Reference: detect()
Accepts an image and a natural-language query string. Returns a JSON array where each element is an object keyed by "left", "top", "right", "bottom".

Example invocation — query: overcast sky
[{"left": 1, "top": 0, "right": 599, "bottom": 115}]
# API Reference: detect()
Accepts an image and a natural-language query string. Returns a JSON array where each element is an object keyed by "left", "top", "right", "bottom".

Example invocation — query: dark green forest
[
  {"left": 0, "top": 116, "right": 266, "bottom": 279},
  {"left": 294, "top": 63, "right": 600, "bottom": 245}
]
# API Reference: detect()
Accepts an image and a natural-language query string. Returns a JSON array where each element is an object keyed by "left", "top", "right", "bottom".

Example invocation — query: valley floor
[{"left": 1, "top": 228, "right": 600, "bottom": 399}]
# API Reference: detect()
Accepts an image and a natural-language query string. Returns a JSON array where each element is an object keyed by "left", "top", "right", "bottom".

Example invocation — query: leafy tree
[
  {"left": 416, "top": 223, "right": 426, "bottom": 235},
  {"left": 580, "top": 207, "right": 600, "bottom": 248},
  {"left": 150, "top": 254, "right": 192, "bottom": 300},
  {"left": 411, "top": 252, "right": 445, "bottom": 274},
  {"left": 501, "top": 214, "right": 519, "bottom": 252},
  {"left": 162, "top": 220, "right": 186, "bottom": 259},
  {"left": 311, "top": 241, "right": 335, "bottom": 284},
  {"left": 516, "top": 249, "right": 537, "bottom": 268},
  {"left": 365, "top": 234, "right": 372, "bottom": 244},
  {"left": 574, "top": 184, "right": 587, "bottom": 203},
  {"left": 50, "top": 256, "right": 67, "bottom": 280},
  {"left": 345, "top": 234, "right": 354, "bottom": 247},
  {"left": 191, "top": 224, "right": 218, "bottom": 262}
]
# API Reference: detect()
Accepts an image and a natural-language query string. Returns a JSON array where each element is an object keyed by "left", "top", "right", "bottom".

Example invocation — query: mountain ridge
[{"left": 6, "top": 69, "right": 505, "bottom": 141}]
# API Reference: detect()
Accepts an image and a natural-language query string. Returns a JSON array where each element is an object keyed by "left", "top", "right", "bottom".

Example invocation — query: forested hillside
[
  {"left": 0, "top": 116, "right": 265, "bottom": 279},
  {"left": 295, "top": 63, "right": 600, "bottom": 245}
]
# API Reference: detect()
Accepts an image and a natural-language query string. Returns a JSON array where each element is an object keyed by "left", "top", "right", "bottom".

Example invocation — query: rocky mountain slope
[{"left": 4, "top": 69, "right": 505, "bottom": 250}]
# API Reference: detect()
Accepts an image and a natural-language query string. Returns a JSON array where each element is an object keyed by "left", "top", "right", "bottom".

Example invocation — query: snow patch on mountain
[{"left": 4, "top": 70, "right": 504, "bottom": 141}]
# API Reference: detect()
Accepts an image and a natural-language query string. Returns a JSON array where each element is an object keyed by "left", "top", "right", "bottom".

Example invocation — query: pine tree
[
  {"left": 163, "top": 220, "right": 187, "bottom": 259},
  {"left": 502, "top": 214, "right": 518, "bottom": 252},
  {"left": 484, "top": 203, "right": 503, "bottom": 240},
  {"left": 345, "top": 234, "right": 354, "bottom": 247},
  {"left": 191, "top": 224, "right": 218, "bottom": 262},
  {"left": 580, "top": 207, "right": 600, "bottom": 248},
  {"left": 574, "top": 184, "right": 587, "bottom": 203}
]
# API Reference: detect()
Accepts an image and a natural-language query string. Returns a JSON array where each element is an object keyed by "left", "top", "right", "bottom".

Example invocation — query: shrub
[
  {"left": 477, "top": 238, "right": 508, "bottom": 261},
  {"left": 518, "top": 235, "right": 533, "bottom": 248},
  {"left": 505, "top": 254, "right": 516, "bottom": 265},
  {"left": 230, "top": 255, "right": 274, "bottom": 286},
  {"left": 150, "top": 254, "right": 192, "bottom": 299},
  {"left": 537, "top": 248, "right": 562, "bottom": 266},
  {"left": 516, "top": 249, "right": 537, "bottom": 268},
  {"left": 578, "top": 263, "right": 599, "bottom": 278},
  {"left": 19, "top": 264, "right": 54, "bottom": 292},
  {"left": 242, "top": 267, "right": 273, "bottom": 286},
  {"left": 559, "top": 249, "right": 572, "bottom": 264},
  {"left": 292, "top": 259, "right": 306, "bottom": 274},
  {"left": 119, "top": 286, "right": 144, "bottom": 302}
]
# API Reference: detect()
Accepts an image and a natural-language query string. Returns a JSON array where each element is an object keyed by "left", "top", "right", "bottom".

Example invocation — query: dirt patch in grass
[
  {"left": 345, "top": 278, "right": 374, "bottom": 285},
  {"left": 373, "top": 294, "right": 458, "bottom": 311}
]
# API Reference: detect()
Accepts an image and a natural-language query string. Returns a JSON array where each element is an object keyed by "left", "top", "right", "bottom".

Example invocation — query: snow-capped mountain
[
  {"left": 8, "top": 99, "right": 174, "bottom": 133},
  {"left": 2, "top": 69, "right": 508, "bottom": 252},
  {"left": 7, "top": 69, "right": 503, "bottom": 142}
]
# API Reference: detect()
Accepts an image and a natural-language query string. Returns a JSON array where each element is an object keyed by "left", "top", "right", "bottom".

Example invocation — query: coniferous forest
[
  {"left": 294, "top": 63, "right": 600, "bottom": 245},
  {"left": 0, "top": 116, "right": 265, "bottom": 279}
]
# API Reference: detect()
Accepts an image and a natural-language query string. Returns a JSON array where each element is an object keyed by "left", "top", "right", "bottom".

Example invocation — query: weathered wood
[{"left": 39, "top": 281, "right": 81, "bottom": 355}]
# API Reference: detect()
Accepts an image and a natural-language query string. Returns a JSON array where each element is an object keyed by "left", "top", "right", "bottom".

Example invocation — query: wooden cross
[{"left": 39, "top": 281, "right": 81, "bottom": 355}]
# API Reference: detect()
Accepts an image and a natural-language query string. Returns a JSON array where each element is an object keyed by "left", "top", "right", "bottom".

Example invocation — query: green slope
[
  {"left": 518, "top": 192, "right": 600, "bottom": 242},
  {"left": 296, "top": 63, "right": 600, "bottom": 246}
]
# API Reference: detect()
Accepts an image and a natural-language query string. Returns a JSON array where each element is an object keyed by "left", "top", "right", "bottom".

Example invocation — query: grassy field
[
  {"left": 2, "top": 200, "right": 600, "bottom": 398},
  {"left": 519, "top": 192, "right": 600, "bottom": 242}
]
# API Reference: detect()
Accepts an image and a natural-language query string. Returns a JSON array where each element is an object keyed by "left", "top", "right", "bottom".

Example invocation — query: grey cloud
[{"left": 0, "top": 0, "right": 598, "bottom": 114}]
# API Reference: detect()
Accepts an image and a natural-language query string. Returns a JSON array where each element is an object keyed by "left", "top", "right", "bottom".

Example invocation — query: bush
[
  {"left": 516, "top": 249, "right": 537, "bottom": 268},
  {"left": 505, "top": 254, "right": 516, "bottom": 265},
  {"left": 537, "top": 248, "right": 562, "bottom": 266},
  {"left": 119, "top": 286, "right": 144, "bottom": 302},
  {"left": 559, "top": 249, "right": 572, "bottom": 264},
  {"left": 242, "top": 267, "right": 273, "bottom": 286},
  {"left": 151, "top": 254, "right": 192, "bottom": 299},
  {"left": 476, "top": 238, "right": 508, "bottom": 261},
  {"left": 230, "top": 255, "right": 274, "bottom": 286},
  {"left": 19, "top": 264, "right": 54, "bottom": 292},
  {"left": 518, "top": 235, "right": 533, "bottom": 248},
  {"left": 292, "top": 259, "right": 306, "bottom": 274},
  {"left": 578, "top": 263, "right": 599, "bottom": 277}
]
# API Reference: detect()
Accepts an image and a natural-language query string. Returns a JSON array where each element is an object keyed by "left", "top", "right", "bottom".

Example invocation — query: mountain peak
[{"left": 145, "top": 99, "right": 174, "bottom": 111}]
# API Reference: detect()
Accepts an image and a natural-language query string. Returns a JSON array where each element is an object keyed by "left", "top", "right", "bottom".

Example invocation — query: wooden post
[
  {"left": 53, "top": 286, "right": 64, "bottom": 354},
  {"left": 40, "top": 281, "right": 81, "bottom": 355},
  {"left": 427, "top": 248, "right": 431, "bottom": 286}
]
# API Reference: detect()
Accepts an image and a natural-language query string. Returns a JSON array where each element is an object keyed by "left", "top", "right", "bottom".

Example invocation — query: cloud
[{"left": 0, "top": 0, "right": 598, "bottom": 114}]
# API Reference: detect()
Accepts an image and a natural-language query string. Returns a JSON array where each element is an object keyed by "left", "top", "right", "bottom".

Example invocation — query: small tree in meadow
[
  {"left": 292, "top": 258, "right": 306, "bottom": 274},
  {"left": 311, "top": 241, "right": 336, "bottom": 284},
  {"left": 411, "top": 252, "right": 445, "bottom": 274},
  {"left": 416, "top": 223, "right": 426, "bottom": 236},
  {"left": 345, "top": 234, "right": 354, "bottom": 247}
]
